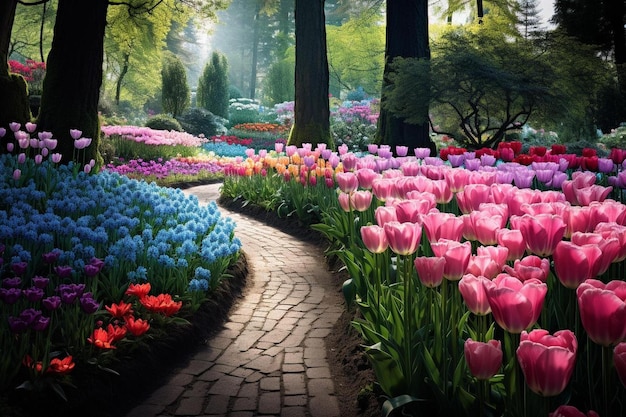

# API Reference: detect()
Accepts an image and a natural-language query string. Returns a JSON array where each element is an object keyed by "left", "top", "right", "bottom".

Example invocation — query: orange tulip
[
  {"left": 125, "top": 282, "right": 151, "bottom": 299},
  {"left": 48, "top": 356, "right": 75, "bottom": 375},
  {"left": 88, "top": 328, "right": 116, "bottom": 349},
  {"left": 125, "top": 316, "right": 150, "bottom": 337},
  {"left": 140, "top": 293, "right": 182, "bottom": 316},
  {"left": 105, "top": 300, "right": 134, "bottom": 318}
]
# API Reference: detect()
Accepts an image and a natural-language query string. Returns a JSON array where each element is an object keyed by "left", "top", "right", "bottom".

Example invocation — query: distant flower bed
[
  {"left": 104, "top": 156, "right": 224, "bottom": 181},
  {"left": 231, "top": 122, "right": 290, "bottom": 134},
  {"left": 101, "top": 125, "right": 208, "bottom": 147}
]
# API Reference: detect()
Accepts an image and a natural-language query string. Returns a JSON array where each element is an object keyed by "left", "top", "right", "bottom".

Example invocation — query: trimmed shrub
[
  {"left": 145, "top": 114, "right": 183, "bottom": 131},
  {"left": 176, "top": 107, "right": 226, "bottom": 137}
]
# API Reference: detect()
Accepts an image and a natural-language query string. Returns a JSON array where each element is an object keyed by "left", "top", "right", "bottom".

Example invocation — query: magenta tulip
[
  {"left": 465, "top": 256, "right": 500, "bottom": 281},
  {"left": 483, "top": 274, "right": 547, "bottom": 333},
  {"left": 615, "top": 342, "right": 626, "bottom": 388},
  {"left": 394, "top": 199, "right": 430, "bottom": 223},
  {"left": 553, "top": 241, "right": 603, "bottom": 289},
  {"left": 577, "top": 279, "right": 626, "bottom": 346},
  {"left": 375, "top": 206, "right": 397, "bottom": 226},
  {"left": 414, "top": 256, "right": 445, "bottom": 288},
  {"left": 503, "top": 255, "right": 550, "bottom": 283},
  {"left": 360, "top": 225, "right": 389, "bottom": 254},
  {"left": 459, "top": 274, "right": 492, "bottom": 315},
  {"left": 549, "top": 405, "right": 599, "bottom": 417},
  {"left": 464, "top": 338, "right": 502, "bottom": 380},
  {"left": 510, "top": 213, "right": 566, "bottom": 257},
  {"left": 383, "top": 221, "right": 422, "bottom": 256},
  {"left": 516, "top": 329, "right": 577, "bottom": 397}
]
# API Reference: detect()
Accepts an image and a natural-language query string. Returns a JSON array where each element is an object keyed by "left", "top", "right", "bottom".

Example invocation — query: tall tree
[
  {"left": 288, "top": 0, "right": 331, "bottom": 147},
  {"left": 376, "top": 0, "right": 435, "bottom": 155},
  {"left": 553, "top": 0, "right": 626, "bottom": 124},
  {"left": 517, "top": 0, "right": 544, "bottom": 38},
  {"left": 0, "top": 0, "right": 30, "bottom": 129},
  {"left": 161, "top": 52, "right": 190, "bottom": 117},
  {"left": 36, "top": 0, "right": 108, "bottom": 165},
  {"left": 197, "top": 51, "right": 229, "bottom": 118}
]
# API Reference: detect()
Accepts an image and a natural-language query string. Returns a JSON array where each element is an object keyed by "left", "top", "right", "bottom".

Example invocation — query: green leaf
[
  {"left": 364, "top": 342, "right": 406, "bottom": 396},
  {"left": 381, "top": 395, "right": 425, "bottom": 417},
  {"left": 342, "top": 278, "right": 356, "bottom": 305}
]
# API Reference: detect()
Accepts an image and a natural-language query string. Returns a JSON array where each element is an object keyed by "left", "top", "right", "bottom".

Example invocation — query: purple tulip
[
  {"left": 8, "top": 316, "right": 29, "bottom": 333},
  {"left": 11, "top": 261, "right": 28, "bottom": 276},
  {"left": 54, "top": 265, "right": 73, "bottom": 278},
  {"left": 42, "top": 250, "right": 61, "bottom": 264},
  {"left": 19, "top": 308, "right": 42, "bottom": 325},
  {"left": 23, "top": 287, "right": 44, "bottom": 302},
  {"left": 32, "top": 276, "right": 50, "bottom": 289},
  {"left": 31, "top": 316, "right": 50, "bottom": 332},
  {"left": 0, "top": 287, "right": 22, "bottom": 304},
  {"left": 80, "top": 293, "right": 100, "bottom": 314},
  {"left": 2, "top": 277, "right": 22, "bottom": 288},
  {"left": 42, "top": 296, "right": 62, "bottom": 310}
]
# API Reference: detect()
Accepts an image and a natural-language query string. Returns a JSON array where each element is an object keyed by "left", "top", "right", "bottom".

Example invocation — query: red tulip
[
  {"left": 483, "top": 274, "right": 547, "bottom": 333},
  {"left": 414, "top": 256, "right": 446, "bottom": 288},
  {"left": 516, "top": 329, "right": 577, "bottom": 397},
  {"left": 464, "top": 338, "right": 502, "bottom": 380},
  {"left": 383, "top": 221, "right": 422, "bottom": 256},
  {"left": 360, "top": 225, "right": 389, "bottom": 254},
  {"left": 459, "top": 274, "right": 492, "bottom": 315},
  {"left": 510, "top": 213, "right": 566, "bottom": 257},
  {"left": 615, "top": 342, "right": 626, "bottom": 388},
  {"left": 577, "top": 279, "right": 626, "bottom": 346}
]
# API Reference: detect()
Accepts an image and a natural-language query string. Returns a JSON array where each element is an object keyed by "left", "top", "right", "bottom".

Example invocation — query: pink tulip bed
[{"left": 221, "top": 142, "right": 626, "bottom": 417}]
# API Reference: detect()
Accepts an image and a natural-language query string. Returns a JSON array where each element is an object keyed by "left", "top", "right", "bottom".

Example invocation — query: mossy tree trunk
[
  {"left": 0, "top": 0, "right": 31, "bottom": 134},
  {"left": 376, "top": 0, "right": 435, "bottom": 156},
  {"left": 288, "top": 0, "right": 331, "bottom": 148},
  {"left": 36, "top": 0, "right": 108, "bottom": 165}
]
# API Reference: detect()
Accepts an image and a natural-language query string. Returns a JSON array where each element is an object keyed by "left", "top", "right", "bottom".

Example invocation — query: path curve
[{"left": 125, "top": 183, "right": 344, "bottom": 417}]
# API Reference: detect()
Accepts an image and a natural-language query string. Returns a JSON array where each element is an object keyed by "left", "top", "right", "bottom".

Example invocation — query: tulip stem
[
  {"left": 602, "top": 344, "right": 611, "bottom": 416},
  {"left": 402, "top": 254, "right": 414, "bottom": 393}
]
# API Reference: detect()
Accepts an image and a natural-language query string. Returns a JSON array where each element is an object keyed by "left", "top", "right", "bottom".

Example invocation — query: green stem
[{"left": 403, "top": 254, "right": 413, "bottom": 392}]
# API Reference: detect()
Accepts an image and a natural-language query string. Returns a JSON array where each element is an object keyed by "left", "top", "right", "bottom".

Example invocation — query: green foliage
[
  {"left": 227, "top": 98, "right": 261, "bottom": 126},
  {"left": 326, "top": 11, "right": 385, "bottom": 97},
  {"left": 176, "top": 107, "right": 226, "bottom": 137},
  {"left": 161, "top": 53, "right": 190, "bottom": 118},
  {"left": 262, "top": 59, "right": 294, "bottom": 106},
  {"left": 145, "top": 114, "right": 183, "bottom": 131},
  {"left": 229, "top": 85, "right": 243, "bottom": 99},
  {"left": 101, "top": 135, "right": 197, "bottom": 161},
  {"left": 197, "top": 51, "right": 230, "bottom": 119},
  {"left": 599, "top": 125, "right": 626, "bottom": 149}
]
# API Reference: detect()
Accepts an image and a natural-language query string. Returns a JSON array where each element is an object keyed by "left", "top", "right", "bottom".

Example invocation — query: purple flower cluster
[{"left": 105, "top": 158, "right": 222, "bottom": 179}]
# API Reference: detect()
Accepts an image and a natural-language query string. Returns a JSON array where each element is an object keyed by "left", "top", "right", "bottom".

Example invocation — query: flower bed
[
  {"left": 0, "top": 125, "right": 242, "bottom": 414},
  {"left": 221, "top": 142, "right": 626, "bottom": 416}
]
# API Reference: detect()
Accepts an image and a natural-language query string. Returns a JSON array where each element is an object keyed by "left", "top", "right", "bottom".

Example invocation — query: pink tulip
[
  {"left": 570, "top": 231, "right": 620, "bottom": 275},
  {"left": 360, "top": 225, "right": 389, "bottom": 254},
  {"left": 12, "top": 169, "right": 21, "bottom": 180},
  {"left": 83, "top": 164, "right": 92, "bottom": 174},
  {"left": 473, "top": 214, "right": 503, "bottom": 246},
  {"left": 17, "top": 153, "right": 26, "bottom": 164},
  {"left": 476, "top": 245, "right": 509, "bottom": 271},
  {"left": 516, "top": 329, "right": 577, "bottom": 397},
  {"left": 414, "top": 256, "right": 446, "bottom": 288},
  {"left": 553, "top": 241, "right": 603, "bottom": 289},
  {"left": 496, "top": 229, "right": 526, "bottom": 261},
  {"left": 336, "top": 172, "right": 359, "bottom": 193},
  {"left": 422, "top": 212, "right": 464, "bottom": 243},
  {"left": 375, "top": 206, "right": 397, "bottom": 226},
  {"left": 69, "top": 128, "right": 83, "bottom": 140},
  {"left": 577, "top": 279, "right": 626, "bottom": 346},
  {"left": 372, "top": 178, "right": 398, "bottom": 201},
  {"left": 6, "top": 143, "right": 14, "bottom": 152},
  {"left": 549, "top": 405, "right": 599, "bottom": 417},
  {"left": 396, "top": 145, "right": 408, "bottom": 157},
  {"left": 445, "top": 168, "right": 471, "bottom": 193},
  {"left": 394, "top": 199, "right": 431, "bottom": 223},
  {"left": 503, "top": 255, "right": 550, "bottom": 283},
  {"left": 588, "top": 200, "right": 626, "bottom": 227},
  {"left": 459, "top": 274, "right": 492, "bottom": 315},
  {"left": 25, "top": 122, "right": 36, "bottom": 133},
  {"left": 351, "top": 190, "right": 373, "bottom": 212},
  {"left": 383, "top": 221, "right": 422, "bottom": 256},
  {"left": 562, "top": 205, "right": 592, "bottom": 237},
  {"left": 456, "top": 183, "right": 492, "bottom": 214},
  {"left": 355, "top": 168, "right": 380, "bottom": 189},
  {"left": 431, "top": 239, "right": 471, "bottom": 281},
  {"left": 483, "top": 274, "right": 547, "bottom": 333},
  {"left": 595, "top": 222, "right": 626, "bottom": 262},
  {"left": 510, "top": 213, "right": 566, "bottom": 257},
  {"left": 338, "top": 192, "right": 352, "bottom": 212},
  {"left": 465, "top": 256, "right": 500, "bottom": 280},
  {"left": 615, "top": 342, "right": 626, "bottom": 388},
  {"left": 464, "top": 338, "right": 502, "bottom": 380},
  {"left": 430, "top": 179, "right": 453, "bottom": 204},
  {"left": 397, "top": 176, "right": 431, "bottom": 196},
  {"left": 51, "top": 153, "right": 62, "bottom": 164},
  {"left": 34, "top": 154, "right": 42, "bottom": 164}
]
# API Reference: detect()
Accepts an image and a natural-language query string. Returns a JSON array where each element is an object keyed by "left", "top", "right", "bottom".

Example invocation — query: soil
[{"left": 1, "top": 192, "right": 383, "bottom": 417}]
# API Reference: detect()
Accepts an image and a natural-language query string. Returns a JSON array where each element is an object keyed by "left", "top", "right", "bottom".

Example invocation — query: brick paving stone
[
  {"left": 184, "top": 380, "right": 211, "bottom": 397},
  {"left": 167, "top": 373, "right": 195, "bottom": 386},
  {"left": 175, "top": 397, "right": 204, "bottom": 415},
  {"left": 207, "top": 335, "right": 234, "bottom": 350},
  {"left": 283, "top": 395, "right": 307, "bottom": 407},
  {"left": 208, "top": 375, "right": 244, "bottom": 396},
  {"left": 303, "top": 347, "right": 327, "bottom": 359},
  {"left": 237, "top": 382, "right": 259, "bottom": 398},
  {"left": 258, "top": 391, "right": 281, "bottom": 415},
  {"left": 125, "top": 404, "right": 165, "bottom": 417},
  {"left": 283, "top": 351, "right": 303, "bottom": 364},
  {"left": 282, "top": 364, "right": 305, "bottom": 373},
  {"left": 281, "top": 407, "right": 307, "bottom": 417},
  {"left": 307, "top": 378, "right": 335, "bottom": 397},
  {"left": 282, "top": 374, "right": 307, "bottom": 395},
  {"left": 306, "top": 367, "right": 332, "bottom": 379},
  {"left": 309, "top": 395, "right": 341, "bottom": 417},
  {"left": 181, "top": 359, "right": 213, "bottom": 376},
  {"left": 146, "top": 385, "right": 185, "bottom": 406},
  {"left": 259, "top": 376, "right": 281, "bottom": 391},
  {"left": 232, "top": 397, "right": 257, "bottom": 411}
]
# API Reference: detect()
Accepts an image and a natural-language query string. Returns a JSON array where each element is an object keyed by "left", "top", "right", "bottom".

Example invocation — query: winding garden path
[{"left": 124, "top": 183, "right": 344, "bottom": 417}]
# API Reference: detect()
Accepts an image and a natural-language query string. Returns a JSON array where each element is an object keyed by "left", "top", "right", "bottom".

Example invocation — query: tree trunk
[
  {"left": 36, "top": 0, "right": 108, "bottom": 166},
  {"left": 116, "top": 52, "right": 131, "bottom": 105},
  {"left": 377, "top": 0, "right": 435, "bottom": 156},
  {"left": 289, "top": 0, "right": 331, "bottom": 147},
  {"left": 249, "top": 2, "right": 261, "bottom": 99},
  {"left": 605, "top": 0, "right": 626, "bottom": 121},
  {"left": 0, "top": 0, "right": 31, "bottom": 132}
]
